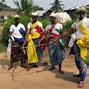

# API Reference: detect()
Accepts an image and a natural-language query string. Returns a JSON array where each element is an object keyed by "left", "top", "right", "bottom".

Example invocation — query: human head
[
  {"left": 31, "top": 12, "right": 39, "bottom": 23},
  {"left": 87, "top": 11, "right": 89, "bottom": 18},
  {"left": 75, "top": 6, "right": 87, "bottom": 20},
  {"left": 50, "top": 12, "right": 56, "bottom": 23},
  {"left": 14, "top": 15, "right": 20, "bottom": 24}
]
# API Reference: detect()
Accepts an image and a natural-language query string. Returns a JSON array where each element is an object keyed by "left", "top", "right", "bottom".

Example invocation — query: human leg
[
  {"left": 33, "top": 39, "right": 42, "bottom": 62},
  {"left": 77, "top": 60, "right": 87, "bottom": 88},
  {"left": 48, "top": 39, "right": 57, "bottom": 70},
  {"left": 73, "top": 57, "right": 81, "bottom": 77},
  {"left": 58, "top": 63, "right": 64, "bottom": 74},
  {"left": 26, "top": 63, "right": 32, "bottom": 71},
  {"left": 8, "top": 56, "right": 14, "bottom": 70},
  {"left": 57, "top": 45, "right": 65, "bottom": 74},
  {"left": 72, "top": 42, "right": 87, "bottom": 87},
  {"left": 72, "top": 42, "right": 81, "bottom": 77}
]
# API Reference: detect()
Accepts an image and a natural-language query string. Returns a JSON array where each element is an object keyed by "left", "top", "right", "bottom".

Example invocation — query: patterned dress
[{"left": 46, "top": 22, "right": 65, "bottom": 67}]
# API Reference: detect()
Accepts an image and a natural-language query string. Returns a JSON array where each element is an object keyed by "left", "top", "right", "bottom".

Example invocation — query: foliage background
[
  {"left": 1, "top": 14, "right": 75, "bottom": 46},
  {"left": 2, "top": 14, "right": 31, "bottom": 45},
  {"left": 1, "top": 15, "right": 51, "bottom": 45}
]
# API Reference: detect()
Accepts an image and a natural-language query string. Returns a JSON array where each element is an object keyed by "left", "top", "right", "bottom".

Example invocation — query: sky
[{"left": 3, "top": 0, "right": 89, "bottom": 10}]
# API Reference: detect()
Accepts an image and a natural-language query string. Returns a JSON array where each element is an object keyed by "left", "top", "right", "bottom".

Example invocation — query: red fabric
[
  {"left": 48, "top": 22, "right": 58, "bottom": 43},
  {"left": 35, "top": 25, "right": 46, "bottom": 51},
  {"left": 49, "top": 22, "right": 57, "bottom": 33},
  {"left": 35, "top": 25, "right": 41, "bottom": 33}
]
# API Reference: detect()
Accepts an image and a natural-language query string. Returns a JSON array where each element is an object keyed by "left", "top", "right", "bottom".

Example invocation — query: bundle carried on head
[{"left": 55, "top": 12, "right": 71, "bottom": 24}]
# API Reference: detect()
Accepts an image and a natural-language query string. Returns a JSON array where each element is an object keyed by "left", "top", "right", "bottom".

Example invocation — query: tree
[
  {"left": 50, "top": 0, "right": 64, "bottom": 12},
  {"left": 0, "top": 0, "right": 11, "bottom": 9},
  {"left": 13, "top": 0, "right": 43, "bottom": 15},
  {"left": 13, "top": 0, "right": 33, "bottom": 15},
  {"left": 0, "top": 0, "right": 5, "bottom": 3},
  {"left": 32, "top": 5, "right": 43, "bottom": 12}
]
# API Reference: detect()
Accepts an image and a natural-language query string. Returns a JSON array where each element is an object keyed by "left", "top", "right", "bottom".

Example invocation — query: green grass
[{"left": 0, "top": 44, "right": 6, "bottom": 53}]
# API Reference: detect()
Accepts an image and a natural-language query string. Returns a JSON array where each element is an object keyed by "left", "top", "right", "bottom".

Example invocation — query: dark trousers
[{"left": 70, "top": 42, "right": 87, "bottom": 82}]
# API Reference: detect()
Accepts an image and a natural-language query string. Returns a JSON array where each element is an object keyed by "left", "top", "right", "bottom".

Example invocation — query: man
[
  {"left": 55, "top": 7, "right": 89, "bottom": 88},
  {"left": 8, "top": 15, "right": 26, "bottom": 70},
  {"left": 23, "top": 12, "right": 43, "bottom": 71},
  {"left": 39, "top": 12, "right": 65, "bottom": 74}
]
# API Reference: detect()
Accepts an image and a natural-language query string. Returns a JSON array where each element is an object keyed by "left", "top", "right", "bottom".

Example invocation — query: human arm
[
  {"left": 38, "top": 23, "right": 50, "bottom": 44},
  {"left": 8, "top": 31, "right": 14, "bottom": 41},
  {"left": 55, "top": 21, "right": 77, "bottom": 42},
  {"left": 9, "top": 25, "right": 14, "bottom": 42},
  {"left": 54, "top": 27, "right": 75, "bottom": 43},
  {"left": 58, "top": 27, "right": 74, "bottom": 38},
  {"left": 23, "top": 28, "right": 30, "bottom": 46},
  {"left": 38, "top": 30, "right": 48, "bottom": 44}
]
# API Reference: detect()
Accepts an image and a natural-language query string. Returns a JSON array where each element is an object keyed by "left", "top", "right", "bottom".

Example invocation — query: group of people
[{"left": 7, "top": 7, "right": 89, "bottom": 88}]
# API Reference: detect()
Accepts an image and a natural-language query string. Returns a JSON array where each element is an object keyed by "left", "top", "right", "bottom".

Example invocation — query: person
[
  {"left": 54, "top": 7, "right": 89, "bottom": 88},
  {"left": 39, "top": 12, "right": 65, "bottom": 74},
  {"left": 23, "top": 12, "right": 43, "bottom": 71},
  {"left": 7, "top": 15, "right": 26, "bottom": 70}
]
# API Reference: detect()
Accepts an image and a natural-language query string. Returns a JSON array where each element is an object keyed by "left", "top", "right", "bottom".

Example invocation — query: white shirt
[
  {"left": 71, "top": 17, "right": 89, "bottom": 39},
  {"left": 71, "top": 21, "right": 84, "bottom": 39},
  {"left": 82, "top": 17, "right": 89, "bottom": 28},
  {"left": 68, "top": 17, "right": 89, "bottom": 47},
  {"left": 27, "top": 21, "right": 43, "bottom": 32},
  {"left": 46, "top": 23, "right": 63, "bottom": 34},
  {"left": 10, "top": 23, "right": 25, "bottom": 39}
]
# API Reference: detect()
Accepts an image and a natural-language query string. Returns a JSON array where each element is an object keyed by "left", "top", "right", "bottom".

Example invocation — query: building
[
  {"left": 0, "top": 3, "right": 17, "bottom": 24},
  {"left": 0, "top": 8, "right": 17, "bottom": 19}
]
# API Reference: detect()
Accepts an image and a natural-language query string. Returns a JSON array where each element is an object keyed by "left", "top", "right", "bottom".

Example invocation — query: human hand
[
  {"left": 23, "top": 41, "right": 27, "bottom": 47},
  {"left": 38, "top": 40, "right": 41, "bottom": 45},
  {"left": 53, "top": 39, "right": 58, "bottom": 44}
]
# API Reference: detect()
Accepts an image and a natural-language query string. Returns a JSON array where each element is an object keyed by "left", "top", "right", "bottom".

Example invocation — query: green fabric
[
  {"left": 54, "top": 27, "right": 63, "bottom": 46},
  {"left": 50, "top": 23, "right": 63, "bottom": 46}
]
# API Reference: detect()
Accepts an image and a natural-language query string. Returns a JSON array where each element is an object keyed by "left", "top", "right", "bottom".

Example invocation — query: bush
[
  {"left": 0, "top": 44, "right": 6, "bottom": 52},
  {"left": 2, "top": 15, "right": 50, "bottom": 45},
  {"left": 63, "top": 19, "right": 76, "bottom": 31},
  {"left": 20, "top": 14, "right": 31, "bottom": 28},
  {"left": 39, "top": 17, "right": 50, "bottom": 29},
  {"left": 2, "top": 16, "right": 14, "bottom": 45},
  {"left": 63, "top": 19, "right": 76, "bottom": 47},
  {"left": 2, "top": 14, "right": 76, "bottom": 46}
]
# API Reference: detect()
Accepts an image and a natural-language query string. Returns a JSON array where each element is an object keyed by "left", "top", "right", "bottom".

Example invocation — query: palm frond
[
  {"left": 50, "top": 0, "right": 64, "bottom": 12},
  {"left": 13, "top": 0, "right": 22, "bottom": 11}
]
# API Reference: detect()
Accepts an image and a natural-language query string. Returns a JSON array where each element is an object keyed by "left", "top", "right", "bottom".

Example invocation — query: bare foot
[
  {"left": 31, "top": 64, "right": 39, "bottom": 68},
  {"left": 26, "top": 66, "right": 31, "bottom": 71},
  {"left": 49, "top": 67, "right": 55, "bottom": 70},
  {"left": 58, "top": 70, "right": 64, "bottom": 74},
  {"left": 21, "top": 64, "right": 27, "bottom": 68},
  {"left": 77, "top": 82, "right": 84, "bottom": 88},
  {"left": 8, "top": 65, "right": 13, "bottom": 70}
]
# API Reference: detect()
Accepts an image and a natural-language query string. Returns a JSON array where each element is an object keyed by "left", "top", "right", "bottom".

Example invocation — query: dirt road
[{"left": 0, "top": 48, "right": 89, "bottom": 89}]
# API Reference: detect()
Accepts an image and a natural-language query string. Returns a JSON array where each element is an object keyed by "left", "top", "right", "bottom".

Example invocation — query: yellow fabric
[
  {"left": 30, "top": 21, "right": 38, "bottom": 30},
  {"left": 30, "top": 30, "right": 40, "bottom": 39},
  {"left": 30, "top": 20, "right": 40, "bottom": 39},
  {"left": 79, "top": 24, "right": 89, "bottom": 35},
  {"left": 77, "top": 23, "right": 89, "bottom": 60},
  {"left": 27, "top": 35, "right": 38, "bottom": 63},
  {"left": 27, "top": 21, "right": 40, "bottom": 63}
]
